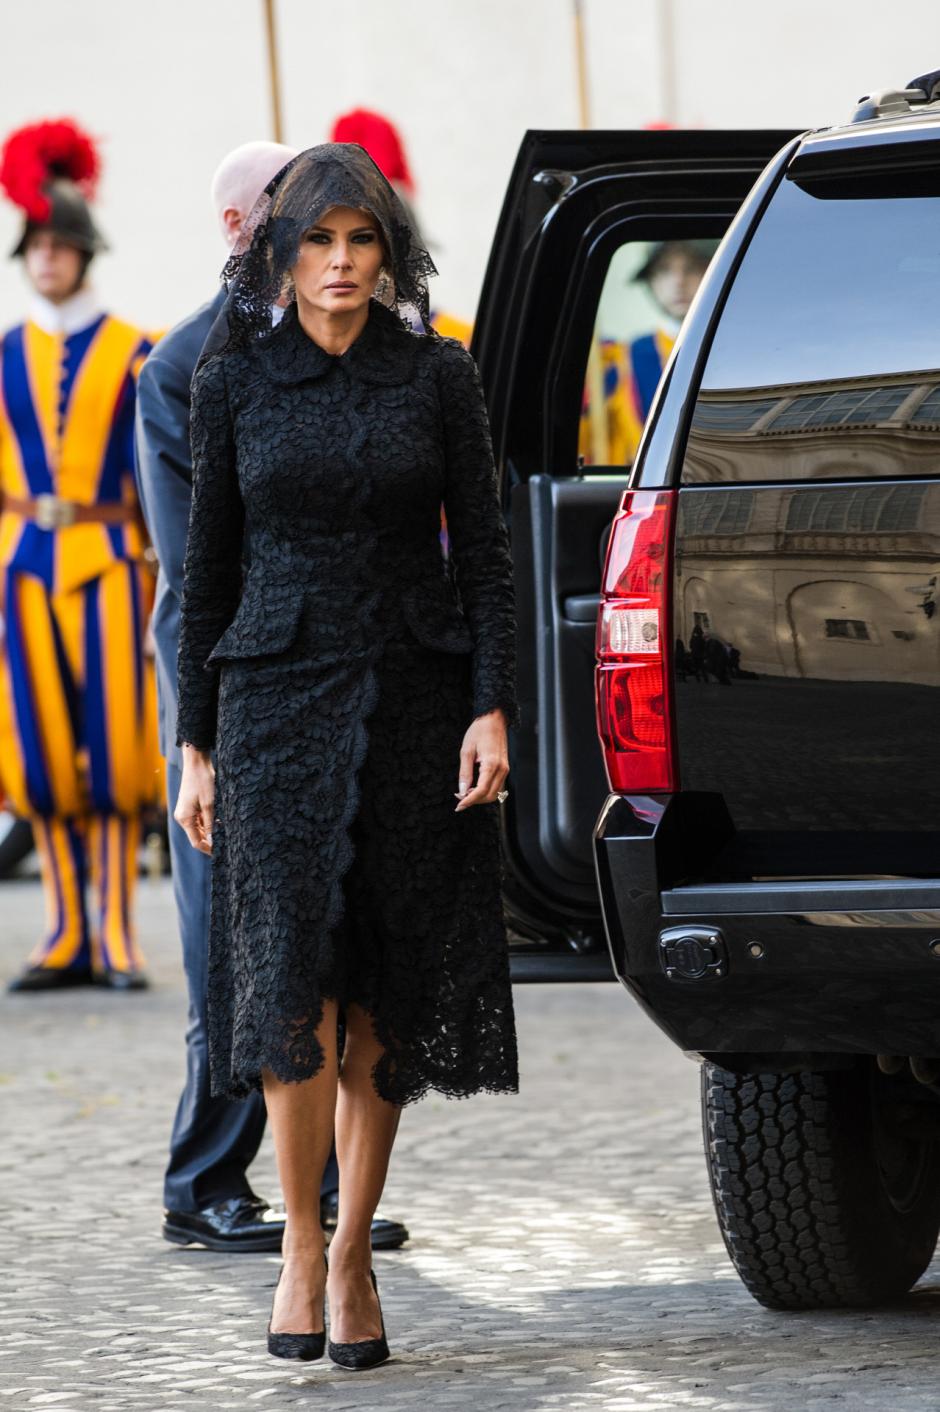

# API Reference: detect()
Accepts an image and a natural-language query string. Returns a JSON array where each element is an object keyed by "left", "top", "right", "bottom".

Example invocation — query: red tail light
[{"left": 595, "top": 489, "right": 678, "bottom": 793}]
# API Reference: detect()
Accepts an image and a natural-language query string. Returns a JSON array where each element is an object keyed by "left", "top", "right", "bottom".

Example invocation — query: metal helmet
[{"left": 633, "top": 239, "right": 717, "bottom": 284}]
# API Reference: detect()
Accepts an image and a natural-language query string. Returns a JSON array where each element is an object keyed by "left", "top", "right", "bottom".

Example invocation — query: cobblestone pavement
[{"left": 3, "top": 869, "right": 940, "bottom": 1412}]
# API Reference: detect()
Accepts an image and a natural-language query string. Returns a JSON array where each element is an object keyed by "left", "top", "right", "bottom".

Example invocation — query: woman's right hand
[{"left": 174, "top": 745, "right": 216, "bottom": 854}]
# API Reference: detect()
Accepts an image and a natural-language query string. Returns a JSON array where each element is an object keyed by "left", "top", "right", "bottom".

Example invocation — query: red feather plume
[
  {"left": 0, "top": 118, "right": 101, "bottom": 222},
  {"left": 330, "top": 109, "right": 415, "bottom": 195}
]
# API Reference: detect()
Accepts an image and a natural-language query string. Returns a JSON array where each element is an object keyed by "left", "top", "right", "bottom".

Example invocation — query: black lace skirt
[{"left": 206, "top": 626, "right": 519, "bottom": 1105}]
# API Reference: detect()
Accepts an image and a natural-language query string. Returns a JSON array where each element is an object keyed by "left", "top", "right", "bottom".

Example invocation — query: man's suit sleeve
[
  {"left": 135, "top": 350, "right": 196, "bottom": 601},
  {"left": 176, "top": 356, "right": 245, "bottom": 751}
]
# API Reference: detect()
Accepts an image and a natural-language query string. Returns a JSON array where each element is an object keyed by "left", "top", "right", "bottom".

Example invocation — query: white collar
[{"left": 28, "top": 287, "right": 105, "bottom": 337}]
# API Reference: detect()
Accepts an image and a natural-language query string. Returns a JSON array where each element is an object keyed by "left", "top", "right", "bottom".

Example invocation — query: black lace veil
[{"left": 201, "top": 142, "right": 438, "bottom": 364}]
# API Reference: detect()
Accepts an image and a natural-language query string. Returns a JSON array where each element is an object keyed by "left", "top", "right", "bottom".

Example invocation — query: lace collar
[{"left": 257, "top": 298, "right": 419, "bottom": 387}]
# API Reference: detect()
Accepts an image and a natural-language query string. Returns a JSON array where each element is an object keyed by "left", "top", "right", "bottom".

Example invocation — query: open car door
[{"left": 472, "top": 128, "right": 798, "bottom": 981}]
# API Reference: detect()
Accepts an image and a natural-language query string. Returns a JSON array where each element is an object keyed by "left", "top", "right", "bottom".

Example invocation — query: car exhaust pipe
[
  {"left": 909, "top": 1057, "right": 940, "bottom": 1086},
  {"left": 878, "top": 1055, "right": 940, "bottom": 1085}
]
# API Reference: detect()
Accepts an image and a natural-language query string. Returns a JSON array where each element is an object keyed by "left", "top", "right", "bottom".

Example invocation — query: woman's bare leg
[
  {"left": 327, "top": 1003, "right": 401, "bottom": 1342},
  {"left": 263, "top": 998, "right": 339, "bottom": 1334}
]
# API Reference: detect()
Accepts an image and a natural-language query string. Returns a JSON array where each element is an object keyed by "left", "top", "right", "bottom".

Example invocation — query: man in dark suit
[{"left": 136, "top": 141, "right": 408, "bottom": 1252}]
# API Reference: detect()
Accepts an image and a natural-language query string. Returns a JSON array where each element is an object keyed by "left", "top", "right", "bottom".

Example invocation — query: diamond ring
[{"left": 497, "top": 789, "right": 509, "bottom": 804}]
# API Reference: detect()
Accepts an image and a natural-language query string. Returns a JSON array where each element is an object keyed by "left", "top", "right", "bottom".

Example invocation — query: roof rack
[{"left": 850, "top": 87, "right": 928, "bottom": 124}]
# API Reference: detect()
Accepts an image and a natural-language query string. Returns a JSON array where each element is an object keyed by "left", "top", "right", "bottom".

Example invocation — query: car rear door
[
  {"left": 668, "top": 135, "right": 940, "bottom": 897},
  {"left": 473, "top": 128, "right": 798, "bottom": 980}
]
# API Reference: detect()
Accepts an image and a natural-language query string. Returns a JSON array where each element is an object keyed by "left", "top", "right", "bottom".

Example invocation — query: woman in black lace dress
[{"left": 173, "top": 145, "right": 518, "bottom": 1366}]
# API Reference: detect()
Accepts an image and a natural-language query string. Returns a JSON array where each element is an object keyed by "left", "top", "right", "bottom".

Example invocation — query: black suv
[{"left": 476, "top": 90, "right": 940, "bottom": 1310}]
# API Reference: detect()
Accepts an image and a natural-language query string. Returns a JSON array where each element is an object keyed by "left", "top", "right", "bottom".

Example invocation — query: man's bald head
[{"left": 210, "top": 141, "right": 298, "bottom": 245}]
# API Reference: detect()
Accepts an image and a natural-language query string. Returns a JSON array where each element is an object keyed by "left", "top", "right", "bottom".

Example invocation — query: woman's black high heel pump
[
  {"left": 328, "top": 1269, "right": 390, "bottom": 1369},
  {"left": 267, "top": 1262, "right": 326, "bottom": 1361}
]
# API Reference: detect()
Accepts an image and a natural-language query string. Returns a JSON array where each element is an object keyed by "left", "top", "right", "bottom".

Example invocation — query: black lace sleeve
[
  {"left": 437, "top": 339, "right": 519, "bottom": 727},
  {"left": 175, "top": 355, "right": 245, "bottom": 750}
]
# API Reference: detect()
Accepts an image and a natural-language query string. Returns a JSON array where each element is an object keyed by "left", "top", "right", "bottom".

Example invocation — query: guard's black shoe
[
  {"left": 7, "top": 965, "right": 95, "bottom": 993},
  {"left": 94, "top": 968, "right": 150, "bottom": 991},
  {"left": 320, "top": 1195, "right": 409, "bottom": 1250},
  {"left": 163, "top": 1196, "right": 286, "bottom": 1253}
]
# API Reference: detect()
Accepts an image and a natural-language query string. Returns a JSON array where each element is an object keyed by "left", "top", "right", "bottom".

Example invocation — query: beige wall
[{"left": 0, "top": 0, "right": 936, "bottom": 332}]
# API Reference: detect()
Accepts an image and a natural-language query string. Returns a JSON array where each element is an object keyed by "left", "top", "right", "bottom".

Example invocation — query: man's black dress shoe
[
  {"left": 7, "top": 965, "right": 95, "bottom": 993},
  {"left": 163, "top": 1196, "right": 286, "bottom": 1253},
  {"left": 320, "top": 1195, "right": 410, "bottom": 1251},
  {"left": 94, "top": 969, "right": 150, "bottom": 991}
]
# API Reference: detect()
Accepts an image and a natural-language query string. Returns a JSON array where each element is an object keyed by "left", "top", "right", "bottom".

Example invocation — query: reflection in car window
[
  {"left": 681, "top": 487, "right": 755, "bottom": 535},
  {"left": 784, "top": 484, "right": 927, "bottom": 534},
  {"left": 684, "top": 180, "right": 940, "bottom": 486},
  {"left": 701, "top": 180, "right": 940, "bottom": 390},
  {"left": 579, "top": 239, "right": 717, "bottom": 466}
]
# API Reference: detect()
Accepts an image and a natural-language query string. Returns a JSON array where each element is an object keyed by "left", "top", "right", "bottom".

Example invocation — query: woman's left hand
[{"left": 455, "top": 709, "right": 509, "bottom": 811}]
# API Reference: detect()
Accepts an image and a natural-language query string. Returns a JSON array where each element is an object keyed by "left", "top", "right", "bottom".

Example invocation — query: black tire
[
  {"left": 702, "top": 1063, "right": 940, "bottom": 1310},
  {"left": 0, "top": 811, "right": 33, "bottom": 876}
]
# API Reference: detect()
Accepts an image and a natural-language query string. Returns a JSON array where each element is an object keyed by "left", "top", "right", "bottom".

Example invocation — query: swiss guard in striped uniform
[
  {"left": 580, "top": 239, "right": 713, "bottom": 465},
  {"left": 0, "top": 119, "right": 158, "bottom": 992}
]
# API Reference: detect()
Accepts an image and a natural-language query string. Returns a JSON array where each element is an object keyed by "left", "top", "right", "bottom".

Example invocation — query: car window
[
  {"left": 683, "top": 175, "right": 940, "bottom": 484},
  {"left": 579, "top": 238, "right": 719, "bottom": 467}
]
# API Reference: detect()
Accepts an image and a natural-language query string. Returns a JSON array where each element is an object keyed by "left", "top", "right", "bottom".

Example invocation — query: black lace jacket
[{"left": 176, "top": 300, "right": 517, "bottom": 750}]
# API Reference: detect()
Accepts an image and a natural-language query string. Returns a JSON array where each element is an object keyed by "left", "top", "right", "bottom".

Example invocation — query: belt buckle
[{"left": 35, "top": 494, "right": 76, "bottom": 530}]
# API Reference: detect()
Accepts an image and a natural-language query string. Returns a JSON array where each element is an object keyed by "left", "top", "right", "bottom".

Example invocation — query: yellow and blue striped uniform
[
  {"left": 579, "top": 327, "right": 676, "bottom": 466},
  {"left": 0, "top": 311, "right": 159, "bottom": 974}
]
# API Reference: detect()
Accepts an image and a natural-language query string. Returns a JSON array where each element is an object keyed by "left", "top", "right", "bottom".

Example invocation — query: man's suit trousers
[
  {"left": 163, "top": 760, "right": 267, "bottom": 1209},
  {"left": 164, "top": 762, "right": 340, "bottom": 1209}
]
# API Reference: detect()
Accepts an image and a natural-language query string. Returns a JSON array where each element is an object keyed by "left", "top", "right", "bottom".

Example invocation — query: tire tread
[{"left": 702, "top": 1065, "right": 939, "bottom": 1310}]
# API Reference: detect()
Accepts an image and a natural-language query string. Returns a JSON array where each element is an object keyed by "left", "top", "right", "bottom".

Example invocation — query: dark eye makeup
[{"left": 304, "top": 229, "right": 378, "bottom": 244}]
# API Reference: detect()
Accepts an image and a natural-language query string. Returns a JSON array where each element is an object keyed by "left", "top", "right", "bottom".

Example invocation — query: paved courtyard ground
[{"left": 2, "top": 868, "right": 940, "bottom": 1411}]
